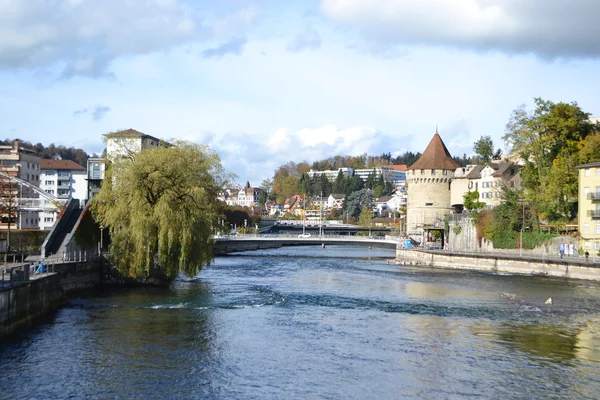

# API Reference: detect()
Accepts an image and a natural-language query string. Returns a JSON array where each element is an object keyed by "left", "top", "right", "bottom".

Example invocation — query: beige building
[
  {"left": 464, "top": 161, "right": 521, "bottom": 207},
  {"left": 0, "top": 140, "right": 41, "bottom": 229},
  {"left": 450, "top": 165, "right": 477, "bottom": 211},
  {"left": 407, "top": 132, "right": 460, "bottom": 239},
  {"left": 578, "top": 162, "right": 600, "bottom": 253}
]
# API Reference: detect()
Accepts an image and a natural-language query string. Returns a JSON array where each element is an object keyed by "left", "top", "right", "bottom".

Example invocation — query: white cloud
[
  {"left": 287, "top": 27, "right": 322, "bottom": 52},
  {"left": 320, "top": 0, "right": 600, "bottom": 58},
  {"left": 0, "top": 0, "right": 257, "bottom": 77},
  {"left": 197, "top": 124, "right": 409, "bottom": 183}
]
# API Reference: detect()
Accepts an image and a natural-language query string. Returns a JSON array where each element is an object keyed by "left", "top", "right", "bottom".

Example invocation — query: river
[{"left": 2, "top": 246, "right": 600, "bottom": 399}]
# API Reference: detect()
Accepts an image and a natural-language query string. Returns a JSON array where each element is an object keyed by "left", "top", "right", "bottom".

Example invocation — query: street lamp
[
  {"left": 244, "top": 219, "right": 247, "bottom": 235},
  {"left": 99, "top": 225, "right": 104, "bottom": 254},
  {"left": 519, "top": 198, "right": 525, "bottom": 257}
]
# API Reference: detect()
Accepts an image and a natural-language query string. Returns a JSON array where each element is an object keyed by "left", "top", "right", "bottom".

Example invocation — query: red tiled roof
[
  {"left": 408, "top": 133, "right": 461, "bottom": 170},
  {"left": 40, "top": 159, "right": 85, "bottom": 171},
  {"left": 386, "top": 164, "right": 408, "bottom": 171}
]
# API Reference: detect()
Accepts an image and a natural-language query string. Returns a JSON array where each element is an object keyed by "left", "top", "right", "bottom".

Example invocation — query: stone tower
[{"left": 406, "top": 132, "right": 460, "bottom": 238}]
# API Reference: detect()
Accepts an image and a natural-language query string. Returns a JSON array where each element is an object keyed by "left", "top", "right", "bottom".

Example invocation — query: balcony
[
  {"left": 587, "top": 210, "right": 600, "bottom": 219},
  {"left": 587, "top": 193, "right": 600, "bottom": 202},
  {"left": 57, "top": 174, "right": 71, "bottom": 181}
]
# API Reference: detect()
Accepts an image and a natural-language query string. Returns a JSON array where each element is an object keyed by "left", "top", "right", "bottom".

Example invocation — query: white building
[
  {"left": 308, "top": 168, "right": 354, "bottom": 181},
  {"left": 465, "top": 161, "right": 521, "bottom": 207},
  {"left": 328, "top": 194, "right": 344, "bottom": 209},
  {"left": 105, "top": 129, "right": 167, "bottom": 161},
  {"left": 39, "top": 159, "right": 87, "bottom": 230}
]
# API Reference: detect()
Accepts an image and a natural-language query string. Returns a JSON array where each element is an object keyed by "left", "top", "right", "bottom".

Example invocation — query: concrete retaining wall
[
  {"left": 0, "top": 274, "right": 66, "bottom": 336},
  {"left": 396, "top": 249, "right": 600, "bottom": 281}
]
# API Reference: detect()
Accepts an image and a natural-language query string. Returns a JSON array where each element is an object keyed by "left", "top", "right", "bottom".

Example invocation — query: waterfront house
[{"left": 577, "top": 161, "right": 600, "bottom": 254}]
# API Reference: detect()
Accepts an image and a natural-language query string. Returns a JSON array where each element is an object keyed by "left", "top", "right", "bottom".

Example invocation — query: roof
[
  {"left": 376, "top": 195, "right": 393, "bottom": 203},
  {"left": 103, "top": 128, "right": 162, "bottom": 143},
  {"left": 407, "top": 133, "right": 461, "bottom": 170},
  {"left": 577, "top": 162, "right": 600, "bottom": 168},
  {"left": 466, "top": 161, "right": 519, "bottom": 179},
  {"left": 40, "top": 159, "right": 85, "bottom": 171},
  {"left": 385, "top": 164, "right": 408, "bottom": 171}
]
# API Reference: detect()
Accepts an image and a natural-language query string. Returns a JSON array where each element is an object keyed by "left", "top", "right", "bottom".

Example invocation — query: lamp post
[
  {"left": 244, "top": 219, "right": 247, "bottom": 235},
  {"left": 99, "top": 225, "right": 104, "bottom": 254},
  {"left": 519, "top": 198, "right": 525, "bottom": 257}
]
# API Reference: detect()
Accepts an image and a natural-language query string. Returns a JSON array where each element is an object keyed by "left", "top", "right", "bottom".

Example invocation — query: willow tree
[{"left": 91, "top": 141, "right": 227, "bottom": 280}]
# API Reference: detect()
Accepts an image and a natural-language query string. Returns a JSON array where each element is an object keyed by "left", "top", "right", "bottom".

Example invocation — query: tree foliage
[
  {"left": 91, "top": 141, "right": 227, "bottom": 280},
  {"left": 504, "top": 98, "right": 597, "bottom": 221},
  {"left": 358, "top": 205, "right": 373, "bottom": 227},
  {"left": 473, "top": 135, "right": 501, "bottom": 163},
  {"left": 344, "top": 188, "right": 374, "bottom": 219},
  {"left": 463, "top": 190, "right": 485, "bottom": 212}
]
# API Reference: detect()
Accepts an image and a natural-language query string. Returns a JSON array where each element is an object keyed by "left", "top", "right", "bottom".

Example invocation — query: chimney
[{"left": 13, "top": 139, "right": 19, "bottom": 149}]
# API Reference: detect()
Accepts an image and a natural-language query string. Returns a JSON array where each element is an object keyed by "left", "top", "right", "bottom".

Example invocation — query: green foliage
[
  {"left": 358, "top": 205, "right": 373, "bottom": 227},
  {"left": 91, "top": 141, "right": 226, "bottom": 280},
  {"left": 344, "top": 188, "right": 374, "bottom": 219},
  {"left": 373, "top": 185, "right": 384, "bottom": 198},
  {"left": 492, "top": 231, "right": 556, "bottom": 249},
  {"left": 473, "top": 135, "right": 500, "bottom": 163},
  {"left": 504, "top": 98, "right": 596, "bottom": 221},
  {"left": 463, "top": 190, "right": 485, "bottom": 212},
  {"left": 453, "top": 225, "right": 462, "bottom": 235}
]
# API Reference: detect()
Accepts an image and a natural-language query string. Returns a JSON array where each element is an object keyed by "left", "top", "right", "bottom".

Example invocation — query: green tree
[
  {"left": 344, "top": 188, "right": 374, "bottom": 219},
  {"left": 504, "top": 98, "right": 595, "bottom": 221},
  {"left": 358, "top": 205, "right": 373, "bottom": 227},
  {"left": 463, "top": 190, "right": 485, "bottom": 212},
  {"left": 373, "top": 185, "right": 384, "bottom": 198},
  {"left": 473, "top": 135, "right": 501, "bottom": 163},
  {"left": 91, "top": 141, "right": 227, "bottom": 280}
]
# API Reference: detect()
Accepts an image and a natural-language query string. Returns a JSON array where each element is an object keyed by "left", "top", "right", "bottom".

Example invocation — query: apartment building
[
  {"left": 0, "top": 140, "right": 41, "bottom": 229},
  {"left": 39, "top": 159, "right": 87, "bottom": 229},
  {"left": 465, "top": 161, "right": 521, "bottom": 207},
  {"left": 105, "top": 128, "right": 167, "bottom": 161},
  {"left": 578, "top": 162, "right": 600, "bottom": 253},
  {"left": 87, "top": 157, "right": 106, "bottom": 199}
]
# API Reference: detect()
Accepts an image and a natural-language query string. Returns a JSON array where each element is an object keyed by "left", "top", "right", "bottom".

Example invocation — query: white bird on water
[{"left": 545, "top": 298, "right": 553, "bottom": 305}]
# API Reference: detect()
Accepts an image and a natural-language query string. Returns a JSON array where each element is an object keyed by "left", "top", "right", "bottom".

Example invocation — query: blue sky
[{"left": 1, "top": 0, "right": 600, "bottom": 186}]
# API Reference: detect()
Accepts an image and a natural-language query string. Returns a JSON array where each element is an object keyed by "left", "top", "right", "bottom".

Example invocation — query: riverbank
[{"left": 396, "top": 249, "right": 600, "bottom": 281}]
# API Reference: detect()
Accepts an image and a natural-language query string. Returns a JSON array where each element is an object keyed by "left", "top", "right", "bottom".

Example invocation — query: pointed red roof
[{"left": 408, "top": 133, "right": 461, "bottom": 170}]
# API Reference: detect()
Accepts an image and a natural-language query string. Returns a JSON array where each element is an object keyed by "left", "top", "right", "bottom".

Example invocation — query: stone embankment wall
[
  {"left": 396, "top": 249, "right": 600, "bottom": 282},
  {"left": 0, "top": 274, "right": 66, "bottom": 336}
]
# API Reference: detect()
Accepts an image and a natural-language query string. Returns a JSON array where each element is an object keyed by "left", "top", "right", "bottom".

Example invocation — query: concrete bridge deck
[{"left": 213, "top": 234, "right": 402, "bottom": 254}]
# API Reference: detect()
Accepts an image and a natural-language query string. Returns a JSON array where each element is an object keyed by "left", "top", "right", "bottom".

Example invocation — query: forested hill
[{"left": 2, "top": 139, "right": 92, "bottom": 167}]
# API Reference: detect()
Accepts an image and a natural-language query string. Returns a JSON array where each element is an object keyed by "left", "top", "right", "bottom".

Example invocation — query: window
[
  {"left": 596, "top": 224, "right": 600, "bottom": 234},
  {"left": 585, "top": 186, "right": 590, "bottom": 195},
  {"left": 442, "top": 169, "right": 447, "bottom": 175},
  {"left": 596, "top": 186, "right": 600, "bottom": 196},
  {"left": 584, "top": 224, "right": 589, "bottom": 234},
  {"left": 420, "top": 169, "right": 425, "bottom": 175},
  {"left": 586, "top": 168, "right": 591, "bottom": 176},
  {"left": 597, "top": 204, "right": 600, "bottom": 215},
  {"left": 425, "top": 202, "right": 433, "bottom": 206},
  {"left": 595, "top": 242, "right": 600, "bottom": 250},
  {"left": 431, "top": 169, "right": 436, "bottom": 175},
  {"left": 45, "top": 180, "right": 53, "bottom": 185},
  {"left": 26, "top": 173, "right": 29, "bottom": 180},
  {"left": 44, "top": 217, "right": 53, "bottom": 223},
  {"left": 596, "top": 169, "right": 600, "bottom": 176}
]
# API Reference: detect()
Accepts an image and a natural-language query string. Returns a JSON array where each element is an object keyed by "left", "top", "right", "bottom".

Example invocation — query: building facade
[
  {"left": 0, "top": 140, "right": 41, "bottom": 230},
  {"left": 40, "top": 159, "right": 87, "bottom": 230},
  {"left": 406, "top": 133, "right": 460, "bottom": 238},
  {"left": 578, "top": 162, "right": 600, "bottom": 253},
  {"left": 86, "top": 157, "right": 106, "bottom": 199},
  {"left": 105, "top": 129, "right": 166, "bottom": 161}
]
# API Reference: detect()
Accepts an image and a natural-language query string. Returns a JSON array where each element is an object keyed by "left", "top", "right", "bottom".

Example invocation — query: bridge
[{"left": 213, "top": 234, "right": 402, "bottom": 254}]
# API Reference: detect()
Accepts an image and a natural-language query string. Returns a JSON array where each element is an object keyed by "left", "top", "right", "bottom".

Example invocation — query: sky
[{"left": 2, "top": 0, "right": 600, "bottom": 186}]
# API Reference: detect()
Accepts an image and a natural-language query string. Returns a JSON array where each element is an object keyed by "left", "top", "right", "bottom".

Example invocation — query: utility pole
[{"left": 520, "top": 198, "right": 525, "bottom": 257}]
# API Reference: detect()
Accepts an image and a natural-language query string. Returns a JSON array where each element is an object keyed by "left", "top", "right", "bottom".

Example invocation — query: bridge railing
[{"left": 214, "top": 233, "right": 403, "bottom": 242}]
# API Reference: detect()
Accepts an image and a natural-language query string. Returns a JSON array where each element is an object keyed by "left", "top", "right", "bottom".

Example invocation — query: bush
[{"left": 492, "top": 231, "right": 557, "bottom": 249}]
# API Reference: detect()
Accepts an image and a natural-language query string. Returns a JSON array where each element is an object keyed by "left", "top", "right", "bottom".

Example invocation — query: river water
[{"left": 2, "top": 246, "right": 600, "bottom": 399}]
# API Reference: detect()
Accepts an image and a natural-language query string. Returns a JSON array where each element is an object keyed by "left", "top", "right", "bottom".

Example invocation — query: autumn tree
[
  {"left": 91, "top": 141, "right": 228, "bottom": 280},
  {"left": 504, "top": 98, "right": 596, "bottom": 221}
]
